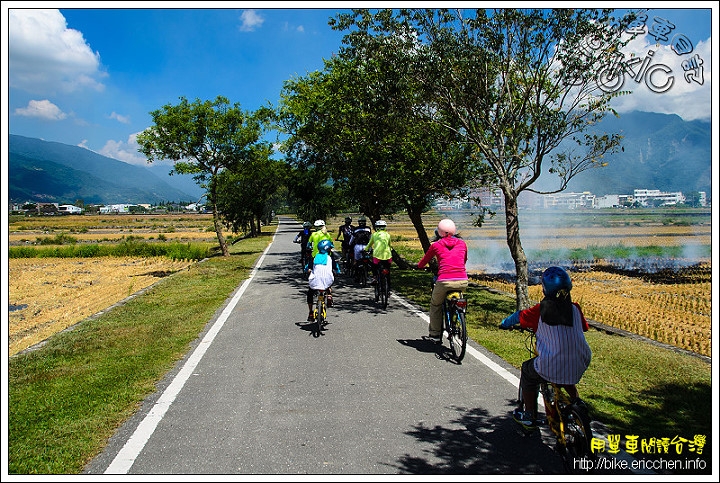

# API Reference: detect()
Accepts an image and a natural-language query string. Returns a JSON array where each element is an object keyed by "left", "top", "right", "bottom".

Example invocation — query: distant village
[
  {"left": 9, "top": 201, "right": 206, "bottom": 216},
  {"left": 435, "top": 188, "right": 708, "bottom": 211},
  {"left": 9, "top": 188, "right": 709, "bottom": 216}
]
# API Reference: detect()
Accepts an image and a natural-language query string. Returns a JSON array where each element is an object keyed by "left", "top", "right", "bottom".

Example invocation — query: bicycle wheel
[
  {"left": 374, "top": 276, "right": 380, "bottom": 302},
  {"left": 447, "top": 308, "right": 467, "bottom": 362},
  {"left": 380, "top": 273, "right": 389, "bottom": 309},
  {"left": 561, "top": 403, "right": 595, "bottom": 471},
  {"left": 359, "top": 262, "right": 367, "bottom": 286},
  {"left": 314, "top": 297, "right": 325, "bottom": 336}
]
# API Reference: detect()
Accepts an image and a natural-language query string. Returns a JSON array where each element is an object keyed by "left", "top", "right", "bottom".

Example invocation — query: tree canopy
[
  {"left": 137, "top": 96, "right": 274, "bottom": 255},
  {"left": 331, "top": 8, "right": 634, "bottom": 308}
]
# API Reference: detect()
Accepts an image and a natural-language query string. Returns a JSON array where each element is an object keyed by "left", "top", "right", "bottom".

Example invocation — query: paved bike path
[{"left": 85, "top": 216, "right": 633, "bottom": 475}]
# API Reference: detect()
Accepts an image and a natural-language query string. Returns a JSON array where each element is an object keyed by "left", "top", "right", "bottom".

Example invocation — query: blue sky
[{"left": 3, "top": 4, "right": 717, "bottom": 172}]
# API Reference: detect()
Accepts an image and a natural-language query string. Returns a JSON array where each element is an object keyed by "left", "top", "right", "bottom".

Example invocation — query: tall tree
[
  {"left": 215, "top": 147, "right": 288, "bottom": 237},
  {"left": 137, "top": 96, "right": 273, "bottom": 256},
  {"left": 278, "top": 31, "right": 483, "bottom": 251},
  {"left": 333, "top": 8, "right": 633, "bottom": 308}
]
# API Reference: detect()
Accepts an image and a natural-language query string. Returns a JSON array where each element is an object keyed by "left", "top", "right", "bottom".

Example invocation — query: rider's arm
[
  {"left": 519, "top": 304, "right": 541, "bottom": 331},
  {"left": 573, "top": 302, "right": 590, "bottom": 331},
  {"left": 416, "top": 244, "right": 437, "bottom": 269}
]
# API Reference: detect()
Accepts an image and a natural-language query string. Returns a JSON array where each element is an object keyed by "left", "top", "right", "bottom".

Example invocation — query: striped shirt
[{"left": 520, "top": 302, "right": 592, "bottom": 385}]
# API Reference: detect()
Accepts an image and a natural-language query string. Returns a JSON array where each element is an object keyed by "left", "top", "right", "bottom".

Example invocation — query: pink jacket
[{"left": 417, "top": 236, "right": 468, "bottom": 281}]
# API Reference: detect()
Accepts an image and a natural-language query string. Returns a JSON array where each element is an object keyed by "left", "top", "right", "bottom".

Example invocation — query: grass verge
[{"left": 8, "top": 232, "right": 272, "bottom": 474}]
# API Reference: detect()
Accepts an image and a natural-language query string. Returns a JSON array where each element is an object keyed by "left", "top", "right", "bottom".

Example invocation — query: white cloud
[
  {"left": 14, "top": 99, "right": 67, "bottom": 120},
  {"left": 98, "top": 133, "right": 152, "bottom": 166},
  {"left": 109, "top": 112, "right": 131, "bottom": 124},
  {"left": 8, "top": 9, "right": 106, "bottom": 95},
  {"left": 238, "top": 9, "right": 264, "bottom": 32},
  {"left": 608, "top": 34, "right": 712, "bottom": 122}
]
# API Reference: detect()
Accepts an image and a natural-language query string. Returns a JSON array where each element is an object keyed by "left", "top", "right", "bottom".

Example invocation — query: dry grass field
[
  {"left": 8, "top": 211, "right": 712, "bottom": 358},
  {"left": 8, "top": 257, "right": 195, "bottom": 356},
  {"left": 7, "top": 214, "right": 224, "bottom": 356},
  {"left": 338, "top": 211, "right": 712, "bottom": 357}
]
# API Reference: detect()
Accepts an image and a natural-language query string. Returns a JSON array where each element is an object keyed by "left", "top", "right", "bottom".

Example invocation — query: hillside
[
  {"left": 8, "top": 110, "right": 712, "bottom": 205},
  {"left": 8, "top": 135, "right": 195, "bottom": 205},
  {"left": 547, "top": 112, "right": 711, "bottom": 196}
]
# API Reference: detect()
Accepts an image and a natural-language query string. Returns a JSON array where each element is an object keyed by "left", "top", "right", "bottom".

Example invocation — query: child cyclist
[
  {"left": 364, "top": 220, "right": 392, "bottom": 285},
  {"left": 499, "top": 266, "right": 592, "bottom": 429},
  {"left": 306, "top": 239, "right": 341, "bottom": 321}
]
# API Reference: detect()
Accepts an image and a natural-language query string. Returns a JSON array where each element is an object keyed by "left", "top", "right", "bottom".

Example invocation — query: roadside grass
[
  {"left": 390, "top": 258, "right": 713, "bottom": 472},
  {"left": 8, "top": 232, "right": 272, "bottom": 475},
  {"left": 8, "top": 217, "right": 712, "bottom": 474}
]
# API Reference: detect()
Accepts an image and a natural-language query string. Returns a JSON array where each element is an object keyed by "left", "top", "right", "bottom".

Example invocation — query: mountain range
[
  {"left": 7, "top": 111, "right": 712, "bottom": 205},
  {"left": 8, "top": 134, "right": 200, "bottom": 205},
  {"left": 558, "top": 111, "right": 711, "bottom": 197}
]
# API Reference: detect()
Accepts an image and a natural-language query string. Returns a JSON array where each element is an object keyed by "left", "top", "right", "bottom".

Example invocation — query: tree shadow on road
[{"left": 384, "top": 405, "right": 564, "bottom": 474}]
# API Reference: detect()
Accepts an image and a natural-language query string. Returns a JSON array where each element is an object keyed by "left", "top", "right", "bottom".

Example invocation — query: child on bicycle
[
  {"left": 499, "top": 266, "right": 592, "bottom": 429},
  {"left": 336, "top": 216, "right": 355, "bottom": 263},
  {"left": 293, "top": 221, "right": 313, "bottom": 266},
  {"left": 306, "top": 239, "right": 340, "bottom": 321},
  {"left": 306, "top": 219, "right": 333, "bottom": 274},
  {"left": 364, "top": 220, "right": 392, "bottom": 285},
  {"left": 416, "top": 219, "right": 468, "bottom": 344}
]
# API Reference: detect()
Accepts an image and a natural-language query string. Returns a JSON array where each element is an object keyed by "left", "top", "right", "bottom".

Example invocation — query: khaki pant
[{"left": 428, "top": 279, "right": 469, "bottom": 338}]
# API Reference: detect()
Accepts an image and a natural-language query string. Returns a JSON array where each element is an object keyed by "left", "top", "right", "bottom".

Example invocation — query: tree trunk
[
  {"left": 503, "top": 191, "right": 530, "bottom": 310},
  {"left": 212, "top": 205, "right": 229, "bottom": 256},
  {"left": 407, "top": 207, "right": 431, "bottom": 253}
]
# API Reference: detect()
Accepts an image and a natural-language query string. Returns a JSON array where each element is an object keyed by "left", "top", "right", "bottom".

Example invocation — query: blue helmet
[
  {"left": 318, "top": 239, "right": 334, "bottom": 254},
  {"left": 541, "top": 266, "right": 572, "bottom": 298}
]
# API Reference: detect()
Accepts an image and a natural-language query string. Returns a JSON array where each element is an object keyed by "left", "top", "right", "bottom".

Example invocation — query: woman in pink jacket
[{"left": 416, "top": 219, "right": 468, "bottom": 343}]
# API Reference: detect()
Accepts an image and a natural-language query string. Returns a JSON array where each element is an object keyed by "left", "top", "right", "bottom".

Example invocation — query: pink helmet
[{"left": 437, "top": 219, "right": 456, "bottom": 237}]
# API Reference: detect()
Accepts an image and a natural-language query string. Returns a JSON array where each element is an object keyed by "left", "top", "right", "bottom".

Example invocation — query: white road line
[
  {"left": 104, "top": 226, "right": 279, "bottom": 474},
  {"left": 392, "top": 293, "right": 519, "bottom": 385}
]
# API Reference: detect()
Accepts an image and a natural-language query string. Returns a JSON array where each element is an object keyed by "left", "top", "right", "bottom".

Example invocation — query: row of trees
[{"left": 137, "top": 8, "right": 638, "bottom": 309}]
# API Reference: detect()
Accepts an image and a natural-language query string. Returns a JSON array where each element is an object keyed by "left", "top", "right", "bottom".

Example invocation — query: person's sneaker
[
  {"left": 327, "top": 295, "right": 334, "bottom": 307},
  {"left": 512, "top": 409, "right": 539, "bottom": 430},
  {"left": 423, "top": 335, "right": 442, "bottom": 344}
]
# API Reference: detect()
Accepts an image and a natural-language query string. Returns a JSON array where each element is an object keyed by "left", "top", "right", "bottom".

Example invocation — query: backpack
[{"left": 354, "top": 229, "right": 371, "bottom": 245}]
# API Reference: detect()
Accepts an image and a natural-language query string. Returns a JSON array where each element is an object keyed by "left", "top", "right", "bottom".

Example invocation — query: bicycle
[
  {"left": 442, "top": 289, "right": 468, "bottom": 362},
  {"left": 509, "top": 325, "right": 596, "bottom": 472},
  {"left": 340, "top": 243, "right": 353, "bottom": 275},
  {"left": 374, "top": 260, "right": 391, "bottom": 310},
  {"left": 355, "top": 249, "right": 372, "bottom": 287},
  {"left": 311, "top": 289, "right": 328, "bottom": 337},
  {"left": 301, "top": 244, "right": 312, "bottom": 280}
]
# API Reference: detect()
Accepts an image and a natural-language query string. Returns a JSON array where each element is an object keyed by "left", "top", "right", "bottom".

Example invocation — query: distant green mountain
[
  {"left": 551, "top": 111, "right": 711, "bottom": 197},
  {"left": 9, "top": 135, "right": 194, "bottom": 205},
  {"left": 8, "top": 110, "right": 712, "bottom": 205}
]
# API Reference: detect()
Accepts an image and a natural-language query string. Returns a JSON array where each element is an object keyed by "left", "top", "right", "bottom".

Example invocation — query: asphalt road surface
[{"left": 85, "top": 216, "right": 639, "bottom": 477}]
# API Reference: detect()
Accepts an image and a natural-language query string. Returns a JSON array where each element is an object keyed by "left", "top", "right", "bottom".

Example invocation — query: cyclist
[
  {"left": 306, "top": 239, "right": 340, "bottom": 321},
  {"left": 335, "top": 216, "right": 355, "bottom": 264},
  {"left": 349, "top": 216, "right": 372, "bottom": 279},
  {"left": 364, "top": 220, "right": 392, "bottom": 286},
  {"left": 416, "top": 219, "right": 468, "bottom": 344},
  {"left": 499, "top": 266, "right": 592, "bottom": 430},
  {"left": 293, "top": 221, "right": 313, "bottom": 267},
  {"left": 306, "top": 219, "right": 333, "bottom": 271}
]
